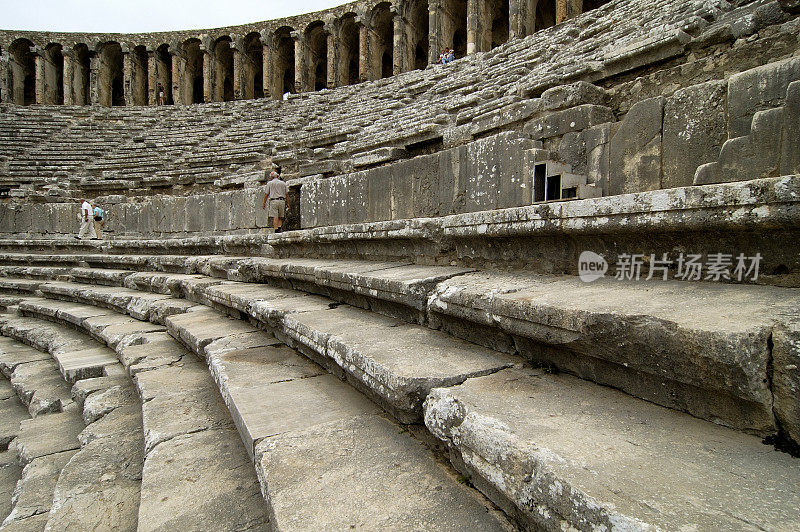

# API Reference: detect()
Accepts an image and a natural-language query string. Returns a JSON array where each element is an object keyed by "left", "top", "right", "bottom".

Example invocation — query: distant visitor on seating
[
  {"left": 262, "top": 170, "right": 289, "bottom": 233},
  {"left": 76, "top": 199, "right": 96, "bottom": 240}
]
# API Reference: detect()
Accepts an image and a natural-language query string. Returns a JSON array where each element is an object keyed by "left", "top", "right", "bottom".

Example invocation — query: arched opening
[
  {"left": 535, "top": 0, "right": 556, "bottom": 31},
  {"left": 490, "top": 0, "right": 510, "bottom": 48},
  {"left": 441, "top": 0, "right": 467, "bottom": 59},
  {"left": 273, "top": 27, "right": 295, "bottom": 97},
  {"left": 370, "top": 3, "right": 393, "bottom": 79},
  {"left": 155, "top": 44, "right": 173, "bottom": 104},
  {"left": 213, "top": 36, "right": 234, "bottom": 102},
  {"left": 72, "top": 44, "right": 91, "bottom": 105},
  {"left": 182, "top": 39, "right": 204, "bottom": 104},
  {"left": 9, "top": 39, "right": 36, "bottom": 105},
  {"left": 306, "top": 22, "right": 328, "bottom": 91},
  {"left": 43, "top": 43, "right": 64, "bottom": 105},
  {"left": 406, "top": 0, "right": 429, "bottom": 70},
  {"left": 339, "top": 14, "right": 360, "bottom": 86},
  {"left": 242, "top": 32, "right": 263, "bottom": 99},
  {"left": 98, "top": 41, "right": 124, "bottom": 106},
  {"left": 132, "top": 45, "right": 148, "bottom": 106}
]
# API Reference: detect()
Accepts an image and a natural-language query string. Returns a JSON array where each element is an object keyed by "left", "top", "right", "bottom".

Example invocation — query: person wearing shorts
[{"left": 262, "top": 170, "right": 289, "bottom": 233}]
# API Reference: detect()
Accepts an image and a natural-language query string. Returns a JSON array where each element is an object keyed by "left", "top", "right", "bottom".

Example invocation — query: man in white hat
[{"left": 262, "top": 170, "right": 289, "bottom": 233}]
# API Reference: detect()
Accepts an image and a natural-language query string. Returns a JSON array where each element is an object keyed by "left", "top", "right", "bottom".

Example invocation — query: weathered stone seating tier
[
  {"left": 0, "top": 263, "right": 798, "bottom": 530},
  {"left": 1, "top": 175, "right": 796, "bottom": 284},
  {"left": 0, "top": 317, "right": 143, "bottom": 530},
  {"left": 10, "top": 290, "right": 512, "bottom": 529}
]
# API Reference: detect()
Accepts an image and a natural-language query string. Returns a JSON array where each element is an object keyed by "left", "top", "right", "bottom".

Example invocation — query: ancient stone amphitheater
[{"left": 0, "top": 0, "right": 799, "bottom": 529}]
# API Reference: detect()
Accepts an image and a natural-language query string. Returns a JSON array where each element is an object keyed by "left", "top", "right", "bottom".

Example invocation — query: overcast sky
[{"left": 0, "top": 1, "right": 348, "bottom": 33}]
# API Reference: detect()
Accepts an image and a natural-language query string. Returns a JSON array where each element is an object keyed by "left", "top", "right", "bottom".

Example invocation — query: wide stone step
[
  {"left": 3, "top": 254, "right": 797, "bottom": 446},
  {"left": 14, "top": 279, "right": 512, "bottom": 529},
  {"left": 424, "top": 366, "right": 800, "bottom": 530},
  {"left": 1, "top": 314, "right": 118, "bottom": 383},
  {"left": 0, "top": 328, "right": 144, "bottom": 532},
  {"left": 12, "top": 297, "right": 271, "bottom": 530}
]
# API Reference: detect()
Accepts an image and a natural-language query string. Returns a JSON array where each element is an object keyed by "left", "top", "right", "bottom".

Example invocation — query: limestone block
[
  {"left": 437, "top": 145, "right": 466, "bottom": 216},
  {"left": 328, "top": 175, "right": 348, "bottom": 226},
  {"left": 184, "top": 195, "right": 204, "bottom": 233},
  {"left": 315, "top": 178, "right": 332, "bottom": 228},
  {"left": 171, "top": 195, "right": 187, "bottom": 234},
  {"left": 299, "top": 180, "right": 317, "bottom": 229},
  {"left": 200, "top": 194, "right": 216, "bottom": 233},
  {"left": 346, "top": 171, "right": 368, "bottom": 224},
  {"left": 424, "top": 367, "right": 800, "bottom": 531},
  {"left": 663, "top": 80, "right": 727, "bottom": 189},
  {"left": 540, "top": 81, "right": 607, "bottom": 112},
  {"left": 525, "top": 104, "right": 614, "bottom": 141},
  {"left": 773, "top": 321, "right": 800, "bottom": 447},
  {"left": 214, "top": 193, "right": 233, "bottom": 232},
  {"left": 409, "top": 153, "right": 442, "bottom": 218},
  {"left": 3, "top": 450, "right": 76, "bottom": 524},
  {"left": 585, "top": 123, "right": 613, "bottom": 194},
  {"left": 391, "top": 167, "right": 414, "bottom": 220},
  {"left": 780, "top": 80, "right": 800, "bottom": 176},
  {"left": 697, "top": 107, "right": 784, "bottom": 185},
  {"left": 609, "top": 96, "right": 663, "bottom": 196},
  {"left": 727, "top": 56, "right": 800, "bottom": 138},
  {"left": 367, "top": 167, "right": 393, "bottom": 223}
]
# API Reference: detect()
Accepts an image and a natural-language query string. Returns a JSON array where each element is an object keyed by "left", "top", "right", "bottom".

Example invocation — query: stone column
[
  {"left": 147, "top": 49, "right": 157, "bottom": 105},
  {"left": 62, "top": 50, "right": 74, "bottom": 105},
  {"left": 89, "top": 54, "right": 100, "bottom": 106},
  {"left": 34, "top": 48, "right": 45, "bottom": 104},
  {"left": 202, "top": 45, "right": 212, "bottom": 103},
  {"left": 392, "top": 9, "right": 405, "bottom": 75},
  {"left": 262, "top": 38, "right": 276, "bottom": 99},
  {"left": 122, "top": 47, "right": 133, "bottom": 106},
  {"left": 556, "top": 0, "right": 583, "bottom": 24},
  {"left": 171, "top": 51, "right": 182, "bottom": 105},
  {"left": 0, "top": 51, "right": 7, "bottom": 104},
  {"left": 467, "top": 0, "right": 489, "bottom": 54},
  {"left": 357, "top": 17, "right": 371, "bottom": 82},
  {"left": 326, "top": 25, "right": 337, "bottom": 89},
  {"left": 292, "top": 31, "right": 306, "bottom": 93},
  {"left": 428, "top": 0, "right": 442, "bottom": 65},
  {"left": 232, "top": 45, "right": 242, "bottom": 99}
]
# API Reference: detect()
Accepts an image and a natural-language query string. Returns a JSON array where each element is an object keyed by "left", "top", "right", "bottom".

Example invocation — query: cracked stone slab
[
  {"left": 13, "top": 412, "right": 82, "bottom": 465},
  {"left": 136, "top": 356, "right": 234, "bottom": 454},
  {"left": 46, "top": 417, "right": 142, "bottom": 532},
  {"left": 95, "top": 321, "right": 166, "bottom": 349},
  {"left": 0, "top": 378, "right": 13, "bottom": 400},
  {"left": 137, "top": 427, "right": 269, "bottom": 532},
  {"left": 2, "top": 450, "right": 76, "bottom": 526},
  {"left": 53, "top": 347, "right": 119, "bottom": 383},
  {"left": 256, "top": 414, "right": 510, "bottom": 531},
  {"left": 165, "top": 309, "right": 262, "bottom": 358},
  {"left": 78, "top": 404, "right": 142, "bottom": 447},
  {"left": 430, "top": 273, "right": 800, "bottom": 435},
  {"left": 0, "top": 451, "right": 22, "bottom": 522},
  {"left": 82, "top": 384, "right": 137, "bottom": 425},
  {"left": 9, "top": 360, "right": 73, "bottom": 417},
  {"left": 285, "top": 305, "right": 517, "bottom": 422},
  {"left": 0, "top": 340, "right": 50, "bottom": 377},
  {"left": 2, "top": 318, "right": 94, "bottom": 357},
  {"left": 71, "top": 375, "right": 130, "bottom": 408},
  {"left": 0, "top": 395, "right": 28, "bottom": 451},
  {"left": 424, "top": 367, "right": 800, "bottom": 531}
]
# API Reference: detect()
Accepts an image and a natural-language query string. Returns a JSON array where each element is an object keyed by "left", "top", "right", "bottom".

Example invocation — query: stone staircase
[{"left": 0, "top": 250, "right": 796, "bottom": 529}]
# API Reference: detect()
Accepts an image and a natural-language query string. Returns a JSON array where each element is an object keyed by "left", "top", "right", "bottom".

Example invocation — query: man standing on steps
[
  {"left": 262, "top": 170, "right": 289, "bottom": 233},
  {"left": 75, "top": 199, "right": 96, "bottom": 240}
]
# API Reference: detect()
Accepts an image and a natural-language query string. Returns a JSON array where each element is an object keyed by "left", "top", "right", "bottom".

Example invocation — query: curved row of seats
[{"left": 0, "top": 253, "right": 797, "bottom": 529}]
